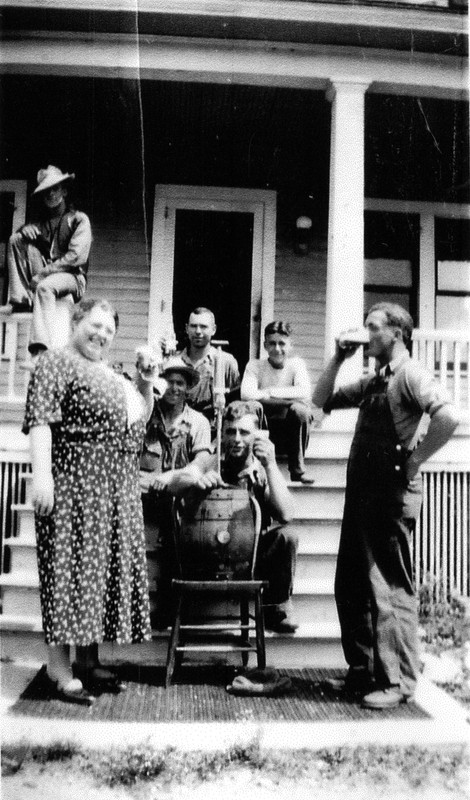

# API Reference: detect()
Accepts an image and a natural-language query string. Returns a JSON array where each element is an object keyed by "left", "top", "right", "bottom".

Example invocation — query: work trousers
[
  {"left": 8, "top": 233, "right": 84, "bottom": 351},
  {"left": 266, "top": 401, "right": 312, "bottom": 477},
  {"left": 255, "top": 524, "right": 298, "bottom": 607},
  {"left": 335, "top": 496, "right": 420, "bottom": 696}
]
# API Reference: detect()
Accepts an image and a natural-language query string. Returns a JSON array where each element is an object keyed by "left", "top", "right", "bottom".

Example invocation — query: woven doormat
[{"left": 10, "top": 665, "right": 430, "bottom": 723}]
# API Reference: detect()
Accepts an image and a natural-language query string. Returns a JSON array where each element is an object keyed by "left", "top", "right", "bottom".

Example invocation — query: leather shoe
[
  {"left": 361, "top": 687, "right": 408, "bottom": 709},
  {"left": 290, "top": 472, "right": 315, "bottom": 485},
  {"left": 264, "top": 609, "right": 298, "bottom": 634},
  {"left": 325, "top": 668, "right": 374, "bottom": 696}
]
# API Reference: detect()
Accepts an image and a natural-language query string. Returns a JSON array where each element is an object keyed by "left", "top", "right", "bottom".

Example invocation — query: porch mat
[{"left": 9, "top": 665, "right": 430, "bottom": 723}]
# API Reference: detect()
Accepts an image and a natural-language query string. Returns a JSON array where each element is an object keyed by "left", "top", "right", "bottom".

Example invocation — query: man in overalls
[{"left": 313, "top": 303, "right": 459, "bottom": 709}]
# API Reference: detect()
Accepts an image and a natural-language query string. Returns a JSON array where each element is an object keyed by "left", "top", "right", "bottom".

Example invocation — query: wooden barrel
[{"left": 176, "top": 486, "right": 260, "bottom": 580}]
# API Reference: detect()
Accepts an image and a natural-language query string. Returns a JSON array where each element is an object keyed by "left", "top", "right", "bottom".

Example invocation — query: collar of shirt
[
  {"left": 180, "top": 346, "right": 216, "bottom": 369},
  {"left": 377, "top": 350, "right": 410, "bottom": 378},
  {"left": 154, "top": 399, "right": 191, "bottom": 431}
]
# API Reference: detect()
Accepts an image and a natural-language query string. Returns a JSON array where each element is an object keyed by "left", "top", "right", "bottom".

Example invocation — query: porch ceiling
[{"left": 0, "top": 0, "right": 467, "bottom": 57}]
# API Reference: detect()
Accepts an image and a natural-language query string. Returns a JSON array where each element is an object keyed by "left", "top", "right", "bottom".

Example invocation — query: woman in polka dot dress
[{"left": 23, "top": 298, "right": 158, "bottom": 703}]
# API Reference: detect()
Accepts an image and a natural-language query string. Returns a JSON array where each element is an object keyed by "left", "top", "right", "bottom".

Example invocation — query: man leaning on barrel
[{"left": 178, "top": 400, "right": 299, "bottom": 634}]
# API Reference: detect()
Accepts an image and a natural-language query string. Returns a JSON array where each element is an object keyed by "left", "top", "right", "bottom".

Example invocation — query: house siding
[{"left": 274, "top": 242, "right": 327, "bottom": 385}]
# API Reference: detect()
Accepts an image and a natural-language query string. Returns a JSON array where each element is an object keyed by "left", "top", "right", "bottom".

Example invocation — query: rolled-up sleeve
[
  {"left": 190, "top": 413, "right": 211, "bottom": 454},
  {"left": 323, "top": 379, "right": 366, "bottom": 414}
]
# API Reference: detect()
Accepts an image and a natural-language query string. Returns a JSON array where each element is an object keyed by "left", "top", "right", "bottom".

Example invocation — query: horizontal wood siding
[
  {"left": 86, "top": 227, "right": 150, "bottom": 374},
  {"left": 86, "top": 230, "right": 328, "bottom": 381},
  {"left": 274, "top": 243, "right": 327, "bottom": 387}
]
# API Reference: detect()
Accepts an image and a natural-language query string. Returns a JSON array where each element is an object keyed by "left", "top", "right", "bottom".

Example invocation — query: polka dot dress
[{"left": 23, "top": 348, "right": 151, "bottom": 646}]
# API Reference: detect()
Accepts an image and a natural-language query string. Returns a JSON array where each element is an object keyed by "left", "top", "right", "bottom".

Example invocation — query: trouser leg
[
  {"left": 285, "top": 402, "right": 311, "bottom": 477},
  {"left": 30, "top": 271, "right": 80, "bottom": 351},
  {"left": 335, "top": 501, "right": 374, "bottom": 677},
  {"left": 7, "top": 234, "right": 45, "bottom": 305},
  {"left": 255, "top": 524, "right": 298, "bottom": 606},
  {"left": 368, "top": 512, "right": 420, "bottom": 696}
]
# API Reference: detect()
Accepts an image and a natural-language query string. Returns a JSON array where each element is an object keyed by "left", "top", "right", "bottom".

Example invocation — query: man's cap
[
  {"left": 33, "top": 165, "right": 75, "bottom": 195},
  {"left": 160, "top": 356, "right": 200, "bottom": 389}
]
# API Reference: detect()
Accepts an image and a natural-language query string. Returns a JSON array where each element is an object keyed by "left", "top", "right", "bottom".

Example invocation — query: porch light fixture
[{"left": 294, "top": 215, "right": 312, "bottom": 255}]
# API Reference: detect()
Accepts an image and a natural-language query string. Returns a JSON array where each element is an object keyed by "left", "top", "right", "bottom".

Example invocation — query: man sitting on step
[
  {"left": 7, "top": 165, "right": 92, "bottom": 356},
  {"left": 140, "top": 355, "right": 212, "bottom": 627},
  {"left": 182, "top": 401, "right": 299, "bottom": 633},
  {"left": 241, "top": 320, "right": 314, "bottom": 484}
]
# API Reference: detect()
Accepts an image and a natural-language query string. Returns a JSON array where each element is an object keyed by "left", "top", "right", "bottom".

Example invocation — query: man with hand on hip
[{"left": 313, "top": 303, "right": 459, "bottom": 709}]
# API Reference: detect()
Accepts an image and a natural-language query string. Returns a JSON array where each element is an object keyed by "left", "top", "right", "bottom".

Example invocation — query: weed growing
[
  {"left": 2, "top": 740, "right": 469, "bottom": 794},
  {"left": 418, "top": 577, "right": 469, "bottom": 653}
]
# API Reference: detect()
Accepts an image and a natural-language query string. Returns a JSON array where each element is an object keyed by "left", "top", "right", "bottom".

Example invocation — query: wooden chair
[{"left": 165, "top": 578, "right": 268, "bottom": 687}]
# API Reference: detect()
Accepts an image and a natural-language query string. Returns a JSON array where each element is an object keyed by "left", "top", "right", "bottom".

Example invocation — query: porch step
[
  {"left": 278, "top": 458, "right": 346, "bottom": 486},
  {"left": 4, "top": 537, "right": 38, "bottom": 572},
  {"left": 289, "top": 484, "right": 345, "bottom": 518},
  {"left": 0, "top": 573, "right": 41, "bottom": 616},
  {"left": 10, "top": 504, "right": 35, "bottom": 540},
  {"left": 291, "top": 518, "right": 341, "bottom": 554}
]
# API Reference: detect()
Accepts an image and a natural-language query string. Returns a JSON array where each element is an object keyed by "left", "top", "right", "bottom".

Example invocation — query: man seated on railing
[
  {"left": 7, "top": 165, "right": 91, "bottom": 356},
  {"left": 313, "top": 302, "right": 460, "bottom": 710},
  {"left": 178, "top": 401, "right": 299, "bottom": 633}
]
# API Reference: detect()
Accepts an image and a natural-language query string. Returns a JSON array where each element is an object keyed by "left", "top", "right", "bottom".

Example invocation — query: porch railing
[
  {"left": 0, "top": 309, "right": 32, "bottom": 402},
  {"left": 411, "top": 329, "right": 470, "bottom": 415}
]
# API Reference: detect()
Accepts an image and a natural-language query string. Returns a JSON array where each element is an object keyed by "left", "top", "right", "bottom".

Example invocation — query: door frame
[{"left": 148, "top": 185, "right": 276, "bottom": 358}]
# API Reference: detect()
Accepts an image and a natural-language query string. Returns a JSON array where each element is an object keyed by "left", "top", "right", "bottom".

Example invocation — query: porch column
[{"left": 325, "top": 79, "right": 370, "bottom": 379}]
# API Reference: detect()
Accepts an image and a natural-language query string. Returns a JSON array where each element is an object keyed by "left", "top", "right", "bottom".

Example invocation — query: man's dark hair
[
  {"left": 367, "top": 302, "right": 414, "bottom": 346},
  {"left": 188, "top": 307, "right": 215, "bottom": 323},
  {"left": 71, "top": 297, "right": 119, "bottom": 332},
  {"left": 223, "top": 401, "right": 260, "bottom": 428},
  {"left": 264, "top": 320, "right": 292, "bottom": 338}
]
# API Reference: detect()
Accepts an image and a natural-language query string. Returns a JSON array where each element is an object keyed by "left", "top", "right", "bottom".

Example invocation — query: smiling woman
[{"left": 22, "top": 298, "right": 157, "bottom": 705}]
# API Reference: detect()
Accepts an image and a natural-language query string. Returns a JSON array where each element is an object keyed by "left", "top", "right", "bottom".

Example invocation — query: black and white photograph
[{"left": 0, "top": 1, "right": 469, "bottom": 797}]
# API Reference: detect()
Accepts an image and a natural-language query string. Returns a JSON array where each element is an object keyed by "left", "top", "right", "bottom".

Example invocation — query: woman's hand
[
  {"left": 135, "top": 345, "right": 160, "bottom": 382},
  {"left": 32, "top": 472, "right": 54, "bottom": 516}
]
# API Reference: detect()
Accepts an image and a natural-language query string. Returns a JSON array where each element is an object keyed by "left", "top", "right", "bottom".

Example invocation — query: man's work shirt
[
  {"left": 323, "top": 351, "right": 453, "bottom": 451},
  {"left": 141, "top": 399, "right": 211, "bottom": 477},
  {"left": 241, "top": 356, "right": 311, "bottom": 406},
  {"left": 22, "top": 208, "right": 92, "bottom": 280},
  {"left": 180, "top": 346, "right": 240, "bottom": 422}
]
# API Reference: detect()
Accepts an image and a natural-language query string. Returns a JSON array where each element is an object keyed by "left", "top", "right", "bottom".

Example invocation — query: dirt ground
[{"left": 2, "top": 759, "right": 469, "bottom": 800}]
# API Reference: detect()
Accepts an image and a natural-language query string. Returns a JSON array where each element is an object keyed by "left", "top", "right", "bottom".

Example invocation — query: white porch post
[
  {"left": 325, "top": 79, "right": 370, "bottom": 380},
  {"left": 419, "top": 212, "right": 436, "bottom": 330}
]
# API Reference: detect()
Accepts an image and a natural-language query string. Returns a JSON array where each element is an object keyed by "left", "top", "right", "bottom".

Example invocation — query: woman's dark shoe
[
  {"left": 73, "top": 664, "right": 126, "bottom": 694},
  {"left": 42, "top": 668, "right": 95, "bottom": 706}
]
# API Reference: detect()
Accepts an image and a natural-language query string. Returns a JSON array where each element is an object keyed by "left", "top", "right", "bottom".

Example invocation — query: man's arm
[
  {"left": 312, "top": 339, "right": 358, "bottom": 408},
  {"left": 406, "top": 404, "right": 460, "bottom": 480},
  {"left": 253, "top": 436, "right": 294, "bottom": 523}
]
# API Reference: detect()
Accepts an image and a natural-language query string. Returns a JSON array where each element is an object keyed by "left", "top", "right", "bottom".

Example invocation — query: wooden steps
[{"left": 0, "top": 435, "right": 349, "bottom": 668}]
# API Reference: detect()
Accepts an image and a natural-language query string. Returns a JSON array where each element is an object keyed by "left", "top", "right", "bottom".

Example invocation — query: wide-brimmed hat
[
  {"left": 33, "top": 165, "right": 75, "bottom": 195},
  {"left": 160, "top": 356, "right": 200, "bottom": 389}
]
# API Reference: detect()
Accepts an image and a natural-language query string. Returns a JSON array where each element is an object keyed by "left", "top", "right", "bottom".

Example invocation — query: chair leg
[
  {"left": 166, "top": 590, "right": 183, "bottom": 687},
  {"left": 254, "top": 590, "right": 266, "bottom": 669},
  {"left": 240, "top": 599, "right": 250, "bottom": 667}
]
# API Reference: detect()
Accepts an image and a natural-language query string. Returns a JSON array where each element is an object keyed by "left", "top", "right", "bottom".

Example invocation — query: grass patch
[
  {"left": 2, "top": 740, "right": 469, "bottom": 793},
  {"left": 418, "top": 577, "right": 469, "bottom": 654}
]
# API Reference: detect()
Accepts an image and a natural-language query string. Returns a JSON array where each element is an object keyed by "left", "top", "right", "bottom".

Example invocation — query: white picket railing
[
  {"left": 411, "top": 329, "right": 470, "bottom": 415},
  {"left": 0, "top": 309, "right": 32, "bottom": 401}
]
